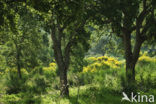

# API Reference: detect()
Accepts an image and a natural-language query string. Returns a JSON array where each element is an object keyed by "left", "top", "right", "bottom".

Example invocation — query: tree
[
  {"left": 29, "top": 0, "right": 91, "bottom": 97},
  {"left": 91, "top": 0, "right": 156, "bottom": 85},
  {"left": 0, "top": 1, "right": 48, "bottom": 78},
  {"left": 88, "top": 26, "right": 124, "bottom": 57}
]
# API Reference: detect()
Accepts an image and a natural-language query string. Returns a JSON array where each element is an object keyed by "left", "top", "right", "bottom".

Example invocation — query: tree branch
[
  {"left": 64, "top": 34, "right": 76, "bottom": 69},
  {"left": 135, "top": 0, "right": 152, "bottom": 35}
]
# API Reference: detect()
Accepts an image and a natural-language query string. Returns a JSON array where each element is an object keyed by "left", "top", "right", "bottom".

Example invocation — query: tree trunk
[
  {"left": 60, "top": 66, "right": 69, "bottom": 97},
  {"left": 123, "top": 29, "right": 143, "bottom": 84},
  {"left": 51, "top": 25, "right": 70, "bottom": 97},
  {"left": 15, "top": 44, "right": 22, "bottom": 79},
  {"left": 126, "top": 60, "right": 135, "bottom": 83},
  {"left": 123, "top": 31, "right": 135, "bottom": 83},
  {"left": 17, "top": 56, "right": 22, "bottom": 79}
]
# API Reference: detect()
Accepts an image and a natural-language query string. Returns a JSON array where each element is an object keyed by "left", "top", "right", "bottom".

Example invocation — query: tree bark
[
  {"left": 123, "top": 27, "right": 143, "bottom": 84},
  {"left": 17, "top": 53, "right": 22, "bottom": 79},
  {"left": 51, "top": 24, "right": 70, "bottom": 97},
  {"left": 123, "top": 0, "right": 148, "bottom": 84},
  {"left": 126, "top": 59, "right": 135, "bottom": 83},
  {"left": 59, "top": 66, "right": 69, "bottom": 97},
  {"left": 15, "top": 44, "right": 22, "bottom": 79},
  {"left": 123, "top": 30, "right": 135, "bottom": 83}
]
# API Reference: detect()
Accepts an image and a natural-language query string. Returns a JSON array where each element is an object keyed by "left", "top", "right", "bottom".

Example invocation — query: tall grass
[{"left": 0, "top": 55, "right": 155, "bottom": 104}]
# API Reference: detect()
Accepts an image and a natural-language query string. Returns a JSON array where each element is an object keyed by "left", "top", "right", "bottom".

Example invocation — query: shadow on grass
[
  {"left": 68, "top": 85, "right": 154, "bottom": 104},
  {"left": 68, "top": 86, "right": 125, "bottom": 104}
]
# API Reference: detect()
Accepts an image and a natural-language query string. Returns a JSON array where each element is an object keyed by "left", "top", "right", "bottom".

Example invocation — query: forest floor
[{"left": 0, "top": 55, "right": 156, "bottom": 104}]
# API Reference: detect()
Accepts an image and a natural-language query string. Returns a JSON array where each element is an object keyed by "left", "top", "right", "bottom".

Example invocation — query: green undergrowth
[{"left": 0, "top": 55, "right": 155, "bottom": 104}]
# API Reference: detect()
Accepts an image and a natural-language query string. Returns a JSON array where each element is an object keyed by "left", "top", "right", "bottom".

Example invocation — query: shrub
[
  {"left": 4, "top": 69, "right": 28, "bottom": 94},
  {"left": 83, "top": 56, "right": 122, "bottom": 72},
  {"left": 26, "top": 74, "right": 48, "bottom": 94},
  {"left": 42, "top": 62, "right": 57, "bottom": 79},
  {"left": 138, "top": 55, "right": 156, "bottom": 65},
  {"left": 22, "top": 93, "right": 42, "bottom": 104},
  {"left": 1, "top": 94, "right": 21, "bottom": 104},
  {"left": 79, "top": 72, "right": 94, "bottom": 85}
]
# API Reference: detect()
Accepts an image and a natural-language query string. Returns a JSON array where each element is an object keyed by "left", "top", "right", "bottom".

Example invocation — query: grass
[
  {"left": 0, "top": 55, "right": 155, "bottom": 104},
  {"left": 41, "top": 84, "right": 156, "bottom": 104},
  {"left": 41, "top": 85, "right": 122, "bottom": 104}
]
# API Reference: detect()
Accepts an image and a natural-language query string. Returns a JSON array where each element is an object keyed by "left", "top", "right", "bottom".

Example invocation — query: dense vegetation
[{"left": 0, "top": 0, "right": 156, "bottom": 104}]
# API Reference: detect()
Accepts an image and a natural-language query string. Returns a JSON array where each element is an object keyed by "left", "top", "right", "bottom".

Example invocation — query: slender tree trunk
[
  {"left": 53, "top": 47, "right": 69, "bottom": 97},
  {"left": 15, "top": 44, "right": 22, "bottom": 79},
  {"left": 17, "top": 54, "right": 22, "bottom": 79}
]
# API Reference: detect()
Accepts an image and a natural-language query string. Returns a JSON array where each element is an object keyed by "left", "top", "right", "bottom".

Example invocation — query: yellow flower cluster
[
  {"left": 97, "top": 56, "right": 108, "bottom": 61},
  {"left": 83, "top": 62, "right": 101, "bottom": 72},
  {"left": 5, "top": 68, "right": 28, "bottom": 75},
  {"left": 49, "top": 62, "right": 56, "bottom": 67},
  {"left": 83, "top": 56, "right": 122, "bottom": 73},
  {"left": 139, "top": 55, "right": 156, "bottom": 63},
  {"left": 43, "top": 62, "right": 56, "bottom": 72}
]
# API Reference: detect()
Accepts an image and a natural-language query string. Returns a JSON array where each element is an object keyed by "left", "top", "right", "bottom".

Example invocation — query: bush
[
  {"left": 22, "top": 93, "right": 42, "bottom": 104},
  {"left": 138, "top": 55, "right": 156, "bottom": 65},
  {"left": 1, "top": 94, "right": 21, "bottom": 104},
  {"left": 4, "top": 69, "right": 28, "bottom": 94},
  {"left": 83, "top": 56, "right": 122, "bottom": 72},
  {"left": 26, "top": 74, "right": 48, "bottom": 94}
]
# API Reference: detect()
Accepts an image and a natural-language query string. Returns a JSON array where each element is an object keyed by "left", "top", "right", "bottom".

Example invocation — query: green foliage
[
  {"left": 0, "top": 54, "right": 155, "bottom": 104},
  {"left": 26, "top": 74, "right": 48, "bottom": 94},
  {"left": 0, "top": 0, "right": 156, "bottom": 103},
  {"left": 88, "top": 26, "right": 124, "bottom": 57},
  {"left": 0, "top": 2, "right": 52, "bottom": 76},
  {"left": 22, "top": 94, "right": 42, "bottom": 104},
  {"left": 1, "top": 94, "right": 21, "bottom": 104},
  {"left": 0, "top": 93, "right": 42, "bottom": 104},
  {"left": 4, "top": 68, "right": 28, "bottom": 94}
]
